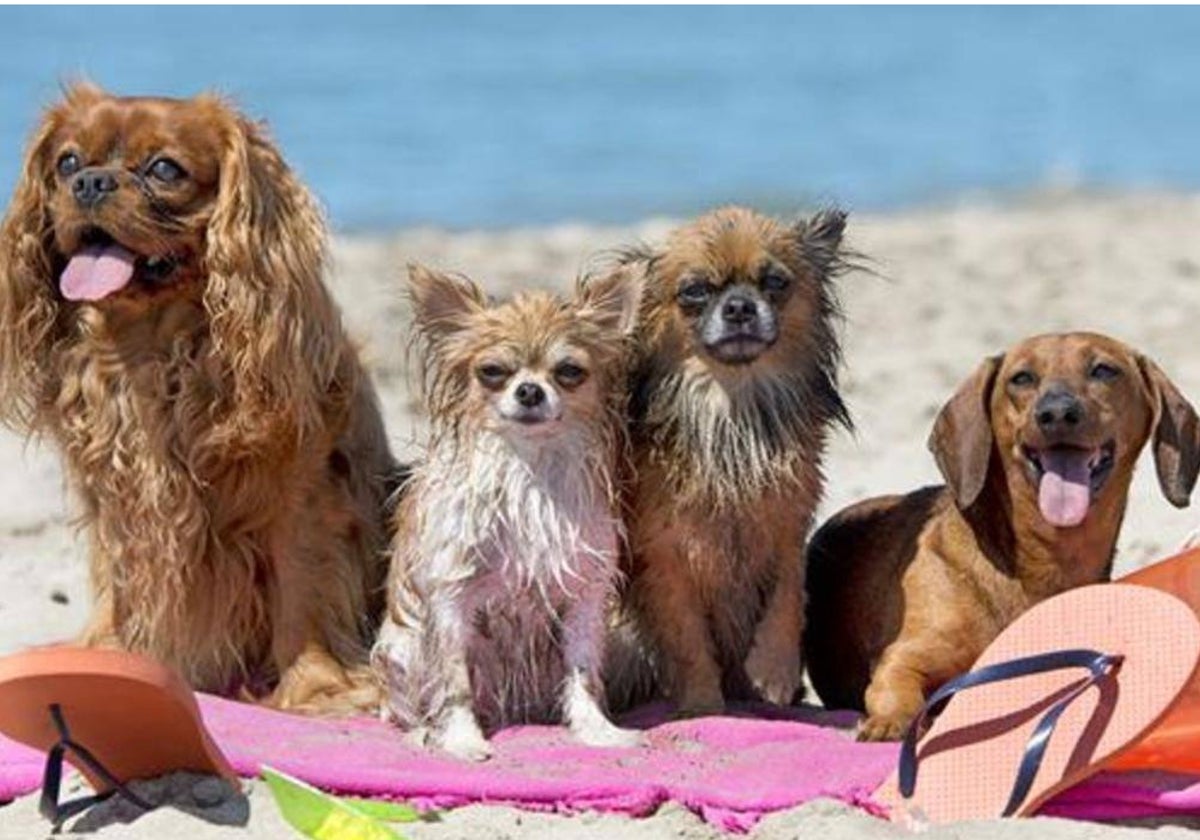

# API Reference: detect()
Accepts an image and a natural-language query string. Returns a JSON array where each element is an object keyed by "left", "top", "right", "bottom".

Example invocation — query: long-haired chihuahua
[
  {"left": 609, "top": 206, "right": 853, "bottom": 715},
  {"left": 373, "top": 265, "right": 643, "bottom": 760}
]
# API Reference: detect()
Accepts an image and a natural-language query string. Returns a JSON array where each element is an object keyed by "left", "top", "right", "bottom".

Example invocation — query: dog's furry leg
[
  {"left": 561, "top": 588, "right": 643, "bottom": 748},
  {"left": 427, "top": 594, "right": 491, "bottom": 761},
  {"left": 859, "top": 642, "right": 930, "bottom": 741},
  {"left": 744, "top": 541, "right": 805, "bottom": 706},
  {"left": 634, "top": 542, "right": 725, "bottom": 716}
]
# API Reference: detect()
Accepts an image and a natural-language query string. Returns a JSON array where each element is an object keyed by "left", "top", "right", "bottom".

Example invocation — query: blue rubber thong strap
[{"left": 897, "top": 648, "right": 1124, "bottom": 817}]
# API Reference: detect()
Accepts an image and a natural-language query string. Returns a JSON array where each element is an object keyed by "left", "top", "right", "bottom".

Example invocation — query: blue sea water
[{"left": 1, "top": 6, "right": 1199, "bottom": 231}]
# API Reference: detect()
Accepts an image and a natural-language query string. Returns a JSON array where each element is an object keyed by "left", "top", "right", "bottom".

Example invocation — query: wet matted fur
[
  {"left": 373, "top": 265, "right": 642, "bottom": 760},
  {"left": 607, "top": 206, "right": 854, "bottom": 715},
  {"left": 0, "top": 84, "right": 397, "bottom": 713}
]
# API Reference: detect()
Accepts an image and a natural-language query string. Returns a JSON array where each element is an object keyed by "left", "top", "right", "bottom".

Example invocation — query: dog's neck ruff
[
  {"left": 413, "top": 427, "right": 621, "bottom": 596},
  {"left": 637, "top": 367, "right": 829, "bottom": 508}
]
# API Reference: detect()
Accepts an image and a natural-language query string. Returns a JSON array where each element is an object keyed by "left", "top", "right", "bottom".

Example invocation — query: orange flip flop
[
  {"left": 0, "top": 645, "right": 237, "bottom": 826},
  {"left": 873, "top": 583, "right": 1200, "bottom": 825},
  {"left": 1109, "top": 546, "right": 1200, "bottom": 774}
]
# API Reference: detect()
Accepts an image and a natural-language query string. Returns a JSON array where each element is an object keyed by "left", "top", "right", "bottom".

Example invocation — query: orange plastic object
[
  {"left": 0, "top": 645, "right": 237, "bottom": 793},
  {"left": 1109, "top": 546, "right": 1200, "bottom": 773},
  {"left": 874, "top": 584, "right": 1200, "bottom": 824}
]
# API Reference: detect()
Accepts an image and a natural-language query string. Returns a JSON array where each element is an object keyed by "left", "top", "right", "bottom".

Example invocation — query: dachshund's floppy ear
[
  {"left": 202, "top": 97, "right": 340, "bottom": 440},
  {"left": 929, "top": 355, "right": 1002, "bottom": 509},
  {"left": 0, "top": 99, "right": 72, "bottom": 431},
  {"left": 1137, "top": 355, "right": 1200, "bottom": 508}
]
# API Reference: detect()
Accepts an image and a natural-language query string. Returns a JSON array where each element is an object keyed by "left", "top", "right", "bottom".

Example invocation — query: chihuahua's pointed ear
[
  {"left": 406, "top": 263, "right": 486, "bottom": 338},
  {"left": 1137, "top": 355, "right": 1200, "bottom": 508},
  {"left": 794, "top": 208, "right": 847, "bottom": 275},
  {"left": 576, "top": 267, "right": 643, "bottom": 336},
  {"left": 929, "top": 355, "right": 1002, "bottom": 509}
]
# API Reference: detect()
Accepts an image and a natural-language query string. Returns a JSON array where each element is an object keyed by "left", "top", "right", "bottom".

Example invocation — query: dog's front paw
[
  {"left": 438, "top": 708, "right": 493, "bottom": 762},
  {"left": 573, "top": 719, "right": 645, "bottom": 749},
  {"left": 744, "top": 639, "right": 802, "bottom": 707},
  {"left": 857, "top": 714, "right": 911, "bottom": 742}
]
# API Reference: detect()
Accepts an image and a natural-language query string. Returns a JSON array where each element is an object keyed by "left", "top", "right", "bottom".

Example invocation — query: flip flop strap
[
  {"left": 898, "top": 648, "right": 1124, "bottom": 817},
  {"left": 38, "top": 703, "right": 154, "bottom": 827}
]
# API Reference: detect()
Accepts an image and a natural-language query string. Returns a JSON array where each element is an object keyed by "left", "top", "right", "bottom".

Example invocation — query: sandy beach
[{"left": 4, "top": 192, "right": 1200, "bottom": 837}]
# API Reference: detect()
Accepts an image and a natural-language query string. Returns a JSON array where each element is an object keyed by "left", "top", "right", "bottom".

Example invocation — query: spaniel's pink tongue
[
  {"left": 1038, "top": 449, "right": 1092, "bottom": 528},
  {"left": 60, "top": 244, "right": 136, "bottom": 301}
]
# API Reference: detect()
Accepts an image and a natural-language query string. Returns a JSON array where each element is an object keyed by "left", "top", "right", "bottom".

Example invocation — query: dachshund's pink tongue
[
  {"left": 60, "top": 244, "right": 136, "bottom": 301},
  {"left": 1038, "top": 449, "right": 1092, "bottom": 528}
]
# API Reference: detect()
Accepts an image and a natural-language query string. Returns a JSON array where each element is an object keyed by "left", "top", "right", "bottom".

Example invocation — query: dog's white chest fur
[
  {"left": 379, "top": 429, "right": 623, "bottom": 730},
  {"left": 423, "top": 434, "right": 617, "bottom": 600}
]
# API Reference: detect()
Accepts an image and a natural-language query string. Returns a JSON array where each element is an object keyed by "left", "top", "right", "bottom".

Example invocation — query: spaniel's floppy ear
[
  {"left": 202, "top": 98, "right": 340, "bottom": 440},
  {"left": 929, "top": 355, "right": 1002, "bottom": 509},
  {"left": 0, "top": 102, "right": 70, "bottom": 431},
  {"left": 576, "top": 266, "right": 643, "bottom": 337},
  {"left": 1137, "top": 355, "right": 1200, "bottom": 508}
]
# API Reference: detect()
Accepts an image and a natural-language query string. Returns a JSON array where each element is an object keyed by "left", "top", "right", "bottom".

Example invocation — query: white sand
[{"left": 4, "top": 192, "right": 1200, "bottom": 836}]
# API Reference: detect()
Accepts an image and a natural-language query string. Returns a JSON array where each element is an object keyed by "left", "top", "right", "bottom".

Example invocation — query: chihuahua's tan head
[
  {"left": 406, "top": 264, "right": 641, "bottom": 447},
  {"left": 632, "top": 206, "right": 848, "bottom": 384},
  {"left": 615, "top": 207, "right": 852, "bottom": 504}
]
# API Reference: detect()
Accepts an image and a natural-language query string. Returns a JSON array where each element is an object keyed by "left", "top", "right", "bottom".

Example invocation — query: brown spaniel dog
[{"left": 0, "top": 83, "right": 397, "bottom": 713}]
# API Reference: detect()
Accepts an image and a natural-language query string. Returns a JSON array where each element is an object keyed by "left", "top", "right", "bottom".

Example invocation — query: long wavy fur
[{"left": 0, "top": 86, "right": 395, "bottom": 713}]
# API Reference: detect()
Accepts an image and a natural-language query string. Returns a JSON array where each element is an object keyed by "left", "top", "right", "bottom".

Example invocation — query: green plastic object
[{"left": 262, "top": 765, "right": 421, "bottom": 840}]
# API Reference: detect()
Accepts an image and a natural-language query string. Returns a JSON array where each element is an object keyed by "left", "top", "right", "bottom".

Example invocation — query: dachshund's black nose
[
  {"left": 721, "top": 294, "right": 757, "bottom": 325},
  {"left": 72, "top": 169, "right": 119, "bottom": 208},
  {"left": 514, "top": 382, "right": 545, "bottom": 408},
  {"left": 1036, "top": 388, "right": 1084, "bottom": 432}
]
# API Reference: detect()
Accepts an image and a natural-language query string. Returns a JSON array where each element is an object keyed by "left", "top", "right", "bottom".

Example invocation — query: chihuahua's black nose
[
  {"left": 1035, "top": 388, "right": 1084, "bottom": 432},
  {"left": 514, "top": 382, "right": 545, "bottom": 408},
  {"left": 721, "top": 294, "right": 757, "bottom": 325},
  {"left": 72, "top": 169, "right": 119, "bottom": 208}
]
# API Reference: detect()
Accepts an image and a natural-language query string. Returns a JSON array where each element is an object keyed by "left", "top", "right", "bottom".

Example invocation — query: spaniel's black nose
[{"left": 72, "top": 169, "right": 119, "bottom": 208}]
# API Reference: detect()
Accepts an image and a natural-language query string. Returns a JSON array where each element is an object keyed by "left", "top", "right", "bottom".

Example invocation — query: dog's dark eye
[
  {"left": 476, "top": 363, "right": 511, "bottom": 389},
  {"left": 677, "top": 280, "right": 715, "bottom": 308},
  {"left": 761, "top": 271, "right": 791, "bottom": 294},
  {"left": 1090, "top": 362, "right": 1121, "bottom": 382},
  {"left": 554, "top": 362, "right": 588, "bottom": 388},
  {"left": 1009, "top": 370, "right": 1037, "bottom": 388},
  {"left": 148, "top": 157, "right": 186, "bottom": 183},
  {"left": 56, "top": 153, "right": 81, "bottom": 178}
]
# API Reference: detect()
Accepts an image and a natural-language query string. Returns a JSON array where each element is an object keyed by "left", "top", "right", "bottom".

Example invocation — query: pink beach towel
[
  {"left": 1042, "top": 770, "right": 1200, "bottom": 822},
  {"left": 0, "top": 697, "right": 888, "bottom": 831},
  {"left": 1, "top": 696, "right": 1198, "bottom": 830}
]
